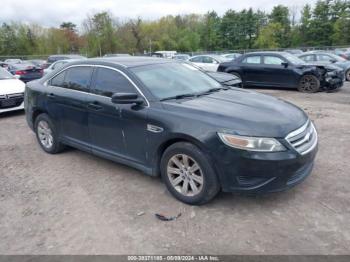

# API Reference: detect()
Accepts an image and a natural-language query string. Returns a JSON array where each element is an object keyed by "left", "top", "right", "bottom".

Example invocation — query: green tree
[
  {"left": 201, "top": 11, "right": 221, "bottom": 51},
  {"left": 254, "top": 22, "right": 283, "bottom": 49},
  {"left": 82, "top": 12, "right": 119, "bottom": 56},
  {"left": 269, "top": 5, "right": 291, "bottom": 47}
]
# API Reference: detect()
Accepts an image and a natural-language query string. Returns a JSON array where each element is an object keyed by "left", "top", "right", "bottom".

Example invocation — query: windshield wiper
[
  {"left": 160, "top": 93, "right": 197, "bottom": 101},
  {"left": 198, "top": 87, "right": 228, "bottom": 96}
]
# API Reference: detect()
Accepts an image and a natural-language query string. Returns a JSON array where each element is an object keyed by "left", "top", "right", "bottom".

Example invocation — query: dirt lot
[{"left": 1, "top": 83, "right": 350, "bottom": 255}]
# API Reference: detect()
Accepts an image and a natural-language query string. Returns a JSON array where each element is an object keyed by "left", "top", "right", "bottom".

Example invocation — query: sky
[{"left": 1, "top": 0, "right": 318, "bottom": 27}]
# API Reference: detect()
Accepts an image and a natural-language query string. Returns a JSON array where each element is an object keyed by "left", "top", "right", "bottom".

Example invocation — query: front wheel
[
  {"left": 298, "top": 75, "right": 320, "bottom": 93},
  {"left": 345, "top": 69, "right": 350, "bottom": 81},
  {"left": 160, "top": 142, "right": 220, "bottom": 205}
]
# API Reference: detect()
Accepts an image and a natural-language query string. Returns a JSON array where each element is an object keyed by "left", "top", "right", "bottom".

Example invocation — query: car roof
[
  {"left": 48, "top": 54, "right": 86, "bottom": 58},
  {"left": 69, "top": 56, "right": 175, "bottom": 68},
  {"left": 243, "top": 51, "right": 290, "bottom": 56}
]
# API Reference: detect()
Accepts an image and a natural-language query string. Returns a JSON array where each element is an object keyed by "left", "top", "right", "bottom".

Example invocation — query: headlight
[{"left": 218, "top": 133, "right": 286, "bottom": 152}]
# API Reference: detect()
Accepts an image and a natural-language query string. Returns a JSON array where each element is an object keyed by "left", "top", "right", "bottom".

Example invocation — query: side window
[
  {"left": 190, "top": 56, "right": 203, "bottom": 63},
  {"left": 202, "top": 56, "right": 214, "bottom": 63},
  {"left": 63, "top": 67, "right": 93, "bottom": 92},
  {"left": 300, "top": 55, "right": 315, "bottom": 62},
  {"left": 264, "top": 56, "right": 285, "bottom": 65},
  {"left": 317, "top": 54, "right": 333, "bottom": 62},
  {"left": 242, "top": 56, "right": 261, "bottom": 64},
  {"left": 50, "top": 71, "right": 66, "bottom": 87},
  {"left": 92, "top": 68, "right": 136, "bottom": 97}
]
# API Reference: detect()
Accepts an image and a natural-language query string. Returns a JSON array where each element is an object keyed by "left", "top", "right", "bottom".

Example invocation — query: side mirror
[
  {"left": 111, "top": 92, "right": 144, "bottom": 105},
  {"left": 281, "top": 62, "right": 289, "bottom": 68}
]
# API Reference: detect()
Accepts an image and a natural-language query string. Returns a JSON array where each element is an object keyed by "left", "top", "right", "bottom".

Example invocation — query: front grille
[
  {"left": 0, "top": 93, "right": 24, "bottom": 109},
  {"left": 286, "top": 121, "right": 318, "bottom": 155}
]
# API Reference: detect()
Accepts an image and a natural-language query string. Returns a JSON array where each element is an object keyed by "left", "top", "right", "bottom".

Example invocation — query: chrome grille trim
[{"left": 285, "top": 120, "right": 318, "bottom": 155}]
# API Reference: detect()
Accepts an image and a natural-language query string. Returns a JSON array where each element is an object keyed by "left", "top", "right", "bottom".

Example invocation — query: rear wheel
[
  {"left": 160, "top": 142, "right": 220, "bottom": 205},
  {"left": 34, "top": 113, "right": 65, "bottom": 154},
  {"left": 298, "top": 75, "right": 320, "bottom": 93}
]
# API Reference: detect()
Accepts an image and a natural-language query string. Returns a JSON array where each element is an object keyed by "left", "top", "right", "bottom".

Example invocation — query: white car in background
[
  {"left": 44, "top": 59, "right": 79, "bottom": 75},
  {"left": 4, "top": 59, "right": 22, "bottom": 64},
  {"left": 188, "top": 55, "right": 230, "bottom": 72},
  {"left": 0, "top": 68, "right": 25, "bottom": 113}
]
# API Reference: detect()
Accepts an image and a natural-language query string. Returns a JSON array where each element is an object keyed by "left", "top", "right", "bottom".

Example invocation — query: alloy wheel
[
  {"left": 37, "top": 120, "right": 54, "bottom": 149},
  {"left": 299, "top": 75, "right": 319, "bottom": 92},
  {"left": 346, "top": 70, "right": 350, "bottom": 81},
  {"left": 167, "top": 154, "right": 204, "bottom": 197}
]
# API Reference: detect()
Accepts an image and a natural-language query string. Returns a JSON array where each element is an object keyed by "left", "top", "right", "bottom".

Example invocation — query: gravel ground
[{"left": 0, "top": 83, "right": 350, "bottom": 255}]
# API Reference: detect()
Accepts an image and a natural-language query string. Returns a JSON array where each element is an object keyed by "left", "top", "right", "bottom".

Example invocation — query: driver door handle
[{"left": 87, "top": 102, "right": 103, "bottom": 111}]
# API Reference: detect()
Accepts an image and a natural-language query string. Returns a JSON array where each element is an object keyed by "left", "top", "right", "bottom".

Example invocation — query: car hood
[
  {"left": 305, "top": 62, "right": 342, "bottom": 70},
  {"left": 334, "top": 61, "right": 350, "bottom": 69},
  {"left": 0, "top": 79, "right": 25, "bottom": 95},
  {"left": 162, "top": 89, "right": 308, "bottom": 138}
]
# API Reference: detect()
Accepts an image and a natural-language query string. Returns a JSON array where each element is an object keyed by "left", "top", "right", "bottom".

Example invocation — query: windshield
[
  {"left": 131, "top": 62, "right": 222, "bottom": 100},
  {"left": 283, "top": 53, "right": 306, "bottom": 65},
  {"left": 328, "top": 53, "right": 347, "bottom": 62},
  {"left": 0, "top": 68, "right": 14, "bottom": 80}
]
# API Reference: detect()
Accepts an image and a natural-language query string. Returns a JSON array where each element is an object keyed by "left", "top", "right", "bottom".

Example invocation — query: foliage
[{"left": 0, "top": 1, "right": 349, "bottom": 57}]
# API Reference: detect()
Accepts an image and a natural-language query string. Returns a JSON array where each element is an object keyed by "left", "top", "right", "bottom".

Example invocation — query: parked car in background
[
  {"left": 221, "top": 53, "right": 242, "bottom": 60},
  {"left": 45, "top": 54, "right": 87, "bottom": 68},
  {"left": 154, "top": 51, "right": 177, "bottom": 58},
  {"left": 0, "top": 61, "right": 9, "bottom": 68},
  {"left": 285, "top": 49, "right": 304, "bottom": 55},
  {"left": 25, "top": 57, "right": 318, "bottom": 204},
  {"left": 173, "top": 54, "right": 191, "bottom": 61},
  {"left": 0, "top": 67, "right": 25, "bottom": 113},
  {"left": 218, "top": 52, "right": 344, "bottom": 92},
  {"left": 4, "top": 59, "right": 22, "bottom": 64},
  {"left": 27, "top": 59, "right": 47, "bottom": 69},
  {"left": 336, "top": 52, "right": 350, "bottom": 61},
  {"left": 298, "top": 51, "right": 350, "bottom": 81},
  {"left": 207, "top": 71, "right": 242, "bottom": 88},
  {"left": 44, "top": 59, "right": 80, "bottom": 75},
  {"left": 188, "top": 55, "right": 231, "bottom": 72},
  {"left": 103, "top": 54, "right": 131, "bottom": 57},
  {"left": 7, "top": 63, "right": 43, "bottom": 82}
]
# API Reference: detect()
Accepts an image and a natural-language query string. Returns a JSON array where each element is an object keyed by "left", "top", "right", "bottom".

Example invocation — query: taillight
[{"left": 15, "top": 70, "right": 27, "bottom": 75}]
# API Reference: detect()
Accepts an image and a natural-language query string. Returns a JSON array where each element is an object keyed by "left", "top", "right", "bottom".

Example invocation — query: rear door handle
[
  {"left": 87, "top": 102, "right": 103, "bottom": 111},
  {"left": 47, "top": 93, "right": 55, "bottom": 98}
]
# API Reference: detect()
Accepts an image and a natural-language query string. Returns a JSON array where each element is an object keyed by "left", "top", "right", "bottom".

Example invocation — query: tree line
[{"left": 0, "top": 0, "right": 349, "bottom": 57}]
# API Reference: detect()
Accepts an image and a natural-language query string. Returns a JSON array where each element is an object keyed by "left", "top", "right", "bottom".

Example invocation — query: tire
[
  {"left": 160, "top": 142, "right": 220, "bottom": 205},
  {"left": 298, "top": 74, "right": 320, "bottom": 93},
  {"left": 345, "top": 69, "right": 350, "bottom": 81},
  {"left": 34, "top": 113, "right": 65, "bottom": 154}
]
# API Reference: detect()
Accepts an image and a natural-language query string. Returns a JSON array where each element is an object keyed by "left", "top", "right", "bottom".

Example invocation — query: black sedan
[
  {"left": 218, "top": 52, "right": 344, "bottom": 93},
  {"left": 25, "top": 57, "right": 318, "bottom": 205}
]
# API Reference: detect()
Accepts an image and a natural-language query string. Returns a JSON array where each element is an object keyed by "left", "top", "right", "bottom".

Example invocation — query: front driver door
[
  {"left": 87, "top": 67, "right": 149, "bottom": 165},
  {"left": 262, "top": 55, "right": 296, "bottom": 87}
]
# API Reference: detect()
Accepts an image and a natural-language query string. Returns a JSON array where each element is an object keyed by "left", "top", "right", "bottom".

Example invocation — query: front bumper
[
  {"left": 321, "top": 71, "right": 344, "bottom": 91},
  {"left": 214, "top": 142, "right": 318, "bottom": 194},
  {"left": 0, "top": 101, "right": 24, "bottom": 114}
]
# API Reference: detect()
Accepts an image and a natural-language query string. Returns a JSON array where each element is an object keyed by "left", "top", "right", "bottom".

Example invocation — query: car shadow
[
  {"left": 0, "top": 110, "right": 25, "bottom": 118},
  {"left": 244, "top": 85, "right": 298, "bottom": 92}
]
